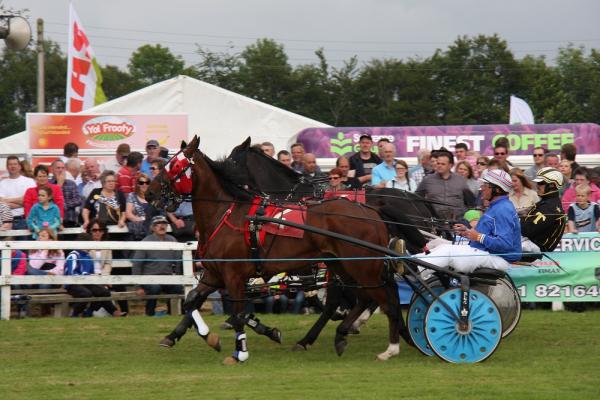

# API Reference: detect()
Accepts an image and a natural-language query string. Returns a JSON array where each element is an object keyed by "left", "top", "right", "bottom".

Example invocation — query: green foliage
[
  {"left": 0, "top": 311, "right": 599, "bottom": 400},
  {"left": 1, "top": 33, "right": 600, "bottom": 138},
  {"left": 128, "top": 44, "right": 187, "bottom": 88},
  {"left": 0, "top": 41, "right": 66, "bottom": 138}
]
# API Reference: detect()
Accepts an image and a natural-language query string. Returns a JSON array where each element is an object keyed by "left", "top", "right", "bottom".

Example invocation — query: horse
[
  {"left": 147, "top": 136, "right": 405, "bottom": 364},
  {"left": 226, "top": 138, "right": 440, "bottom": 349}
]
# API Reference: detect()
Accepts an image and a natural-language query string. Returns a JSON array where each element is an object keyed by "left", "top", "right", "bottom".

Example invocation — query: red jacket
[
  {"left": 116, "top": 166, "right": 137, "bottom": 194},
  {"left": 23, "top": 183, "right": 64, "bottom": 218}
]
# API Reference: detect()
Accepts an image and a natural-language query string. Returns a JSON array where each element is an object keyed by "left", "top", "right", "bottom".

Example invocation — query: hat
[
  {"left": 151, "top": 215, "right": 169, "bottom": 225},
  {"left": 116, "top": 143, "right": 130, "bottom": 156},
  {"left": 146, "top": 139, "right": 160, "bottom": 148},
  {"left": 359, "top": 134, "right": 373, "bottom": 141},
  {"left": 464, "top": 209, "right": 482, "bottom": 222}
]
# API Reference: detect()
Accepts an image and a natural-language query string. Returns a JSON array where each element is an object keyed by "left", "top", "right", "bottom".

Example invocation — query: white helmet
[
  {"left": 533, "top": 167, "right": 564, "bottom": 188},
  {"left": 481, "top": 169, "right": 513, "bottom": 192}
]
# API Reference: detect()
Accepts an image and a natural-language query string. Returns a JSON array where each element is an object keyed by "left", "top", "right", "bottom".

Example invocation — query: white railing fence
[{"left": 0, "top": 240, "right": 198, "bottom": 320}]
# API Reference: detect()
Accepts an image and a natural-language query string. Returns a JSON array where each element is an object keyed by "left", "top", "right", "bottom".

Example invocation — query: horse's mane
[
  {"left": 202, "top": 154, "right": 254, "bottom": 201},
  {"left": 228, "top": 138, "right": 312, "bottom": 201}
]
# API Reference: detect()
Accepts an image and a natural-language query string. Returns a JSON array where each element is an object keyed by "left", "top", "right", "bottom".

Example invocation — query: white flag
[
  {"left": 509, "top": 95, "right": 535, "bottom": 125},
  {"left": 66, "top": 3, "right": 106, "bottom": 112}
]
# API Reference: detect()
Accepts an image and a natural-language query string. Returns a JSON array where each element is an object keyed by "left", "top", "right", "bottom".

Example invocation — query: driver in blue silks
[{"left": 416, "top": 169, "right": 521, "bottom": 273}]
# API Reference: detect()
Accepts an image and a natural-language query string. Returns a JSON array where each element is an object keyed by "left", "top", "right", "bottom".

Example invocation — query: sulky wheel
[
  {"left": 473, "top": 276, "right": 521, "bottom": 338},
  {"left": 424, "top": 288, "right": 502, "bottom": 363},
  {"left": 407, "top": 280, "right": 444, "bottom": 356}
]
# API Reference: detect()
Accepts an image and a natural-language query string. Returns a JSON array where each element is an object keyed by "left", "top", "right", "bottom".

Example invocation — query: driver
[
  {"left": 415, "top": 169, "right": 521, "bottom": 273},
  {"left": 521, "top": 167, "right": 567, "bottom": 253}
]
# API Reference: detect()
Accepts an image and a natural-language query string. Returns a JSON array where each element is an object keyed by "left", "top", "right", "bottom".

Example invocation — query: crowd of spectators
[{"left": 3, "top": 136, "right": 599, "bottom": 318}]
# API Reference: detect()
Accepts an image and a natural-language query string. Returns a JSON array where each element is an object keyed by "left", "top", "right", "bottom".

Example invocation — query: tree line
[{"left": 1, "top": 33, "right": 599, "bottom": 139}]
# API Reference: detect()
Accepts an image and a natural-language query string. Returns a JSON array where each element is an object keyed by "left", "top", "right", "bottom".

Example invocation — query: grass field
[{"left": 1, "top": 310, "right": 599, "bottom": 400}]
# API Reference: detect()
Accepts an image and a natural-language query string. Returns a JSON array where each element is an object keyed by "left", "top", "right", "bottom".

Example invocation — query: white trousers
[
  {"left": 521, "top": 236, "right": 541, "bottom": 253},
  {"left": 415, "top": 244, "right": 510, "bottom": 275}
]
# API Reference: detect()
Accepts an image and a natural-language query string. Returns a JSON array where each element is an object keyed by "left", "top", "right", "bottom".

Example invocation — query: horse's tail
[{"left": 377, "top": 205, "right": 428, "bottom": 254}]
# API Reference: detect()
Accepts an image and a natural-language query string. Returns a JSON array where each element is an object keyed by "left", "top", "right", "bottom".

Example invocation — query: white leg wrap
[
  {"left": 377, "top": 343, "right": 400, "bottom": 361},
  {"left": 352, "top": 308, "right": 372, "bottom": 330},
  {"left": 233, "top": 332, "right": 249, "bottom": 362},
  {"left": 191, "top": 309, "right": 210, "bottom": 336}
]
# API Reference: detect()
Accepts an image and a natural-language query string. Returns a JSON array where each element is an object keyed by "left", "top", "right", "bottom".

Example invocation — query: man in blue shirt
[
  {"left": 371, "top": 143, "right": 397, "bottom": 186},
  {"left": 416, "top": 169, "right": 521, "bottom": 273}
]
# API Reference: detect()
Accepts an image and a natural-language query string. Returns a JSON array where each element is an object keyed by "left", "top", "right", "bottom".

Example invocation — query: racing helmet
[
  {"left": 481, "top": 169, "right": 513, "bottom": 193},
  {"left": 532, "top": 167, "right": 564, "bottom": 188}
]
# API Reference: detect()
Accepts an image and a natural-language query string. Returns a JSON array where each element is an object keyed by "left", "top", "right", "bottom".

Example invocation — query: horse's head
[{"left": 147, "top": 136, "right": 199, "bottom": 212}]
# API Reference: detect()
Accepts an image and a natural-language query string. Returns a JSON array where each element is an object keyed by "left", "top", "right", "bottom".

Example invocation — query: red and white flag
[{"left": 66, "top": 3, "right": 106, "bottom": 112}]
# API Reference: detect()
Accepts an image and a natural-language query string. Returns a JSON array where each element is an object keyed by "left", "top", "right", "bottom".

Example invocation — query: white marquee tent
[{"left": 0, "top": 75, "right": 329, "bottom": 160}]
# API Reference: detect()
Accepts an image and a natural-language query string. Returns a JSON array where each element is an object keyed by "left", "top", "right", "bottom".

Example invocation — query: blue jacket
[
  {"left": 27, "top": 202, "right": 61, "bottom": 238},
  {"left": 470, "top": 196, "right": 522, "bottom": 262}
]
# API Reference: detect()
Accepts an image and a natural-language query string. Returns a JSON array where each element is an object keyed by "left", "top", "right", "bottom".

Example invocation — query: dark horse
[
  {"left": 225, "top": 139, "right": 438, "bottom": 349},
  {"left": 147, "top": 136, "right": 405, "bottom": 364}
]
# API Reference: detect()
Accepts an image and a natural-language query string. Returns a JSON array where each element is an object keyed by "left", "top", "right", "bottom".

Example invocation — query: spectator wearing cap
[
  {"left": 132, "top": 215, "right": 183, "bottom": 316},
  {"left": 116, "top": 151, "right": 144, "bottom": 194},
  {"left": 104, "top": 143, "right": 131, "bottom": 173},
  {"left": 371, "top": 143, "right": 397, "bottom": 187},
  {"left": 140, "top": 140, "right": 161, "bottom": 177},
  {"left": 349, "top": 134, "right": 382, "bottom": 186}
]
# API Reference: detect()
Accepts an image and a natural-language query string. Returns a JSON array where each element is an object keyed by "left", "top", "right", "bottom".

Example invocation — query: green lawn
[{"left": 1, "top": 311, "right": 599, "bottom": 400}]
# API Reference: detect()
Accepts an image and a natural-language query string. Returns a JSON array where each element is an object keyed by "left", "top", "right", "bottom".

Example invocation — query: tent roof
[{"left": 2, "top": 75, "right": 329, "bottom": 158}]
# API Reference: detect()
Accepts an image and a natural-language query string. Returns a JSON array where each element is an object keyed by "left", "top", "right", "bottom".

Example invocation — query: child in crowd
[
  {"left": 567, "top": 184, "right": 600, "bottom": 233},
  {"left": 27, "top": 187, "right": 61, "bottom": 239}
]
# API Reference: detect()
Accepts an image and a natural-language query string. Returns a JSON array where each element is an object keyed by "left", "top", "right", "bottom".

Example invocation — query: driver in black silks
[{"left": 521, "top": 167, "right": 567, "bottom": 254}]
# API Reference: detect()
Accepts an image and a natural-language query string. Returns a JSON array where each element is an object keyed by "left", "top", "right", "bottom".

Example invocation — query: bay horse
[{"left": 147, "top": 136, "right": 404, "bottom": 364}]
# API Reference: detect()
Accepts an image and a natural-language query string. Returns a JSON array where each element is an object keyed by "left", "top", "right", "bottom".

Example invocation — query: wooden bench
[{"left": 11, "top": 288, "right": 184, "bottom": 317}]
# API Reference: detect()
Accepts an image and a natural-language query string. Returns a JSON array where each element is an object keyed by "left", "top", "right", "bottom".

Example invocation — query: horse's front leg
[
  {"left": 159, "top": 282, "right": 221, "bottom": 352},
  {"left": 223, "top": 280, "right": 249, "bottom": 365}
]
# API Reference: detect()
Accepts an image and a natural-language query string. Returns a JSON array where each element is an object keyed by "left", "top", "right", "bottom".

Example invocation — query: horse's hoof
[
  {"left": 269, "top": 328, "right": 282, "bottom": 344},
  {"left": 159, "top": 337, "right": 175, "bottom": 348},
  {"left": 335, "top": 339, "right": 347, "bottom": 356},
  {"left": 205, "top": 333, "right": 221, "bottom": 352},
  {"left": 376, "top": 352, "right": 391, "bottom": 361},
  {"left": 222, "top": 356, "right": 239, "bottom": 366},
  {"left": 291, "top": 343, "right": 307, "bottom": 352}
]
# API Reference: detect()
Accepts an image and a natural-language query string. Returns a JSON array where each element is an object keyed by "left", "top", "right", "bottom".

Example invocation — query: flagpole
[{"left": 36, "top": 18, "right": 45, "bottom": 112}]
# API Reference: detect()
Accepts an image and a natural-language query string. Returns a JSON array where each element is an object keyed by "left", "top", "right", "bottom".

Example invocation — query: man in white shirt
[
  {"left": 0, "top": 156, "right": 36, "bottom": 229},
  {"left": 81, "top": 158, "right": 103, "bottom": 201}
]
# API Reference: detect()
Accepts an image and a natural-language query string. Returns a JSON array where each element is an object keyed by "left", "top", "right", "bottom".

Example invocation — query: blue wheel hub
[{"left": 425, "top": 288, "right": 502, "bottom": 363}]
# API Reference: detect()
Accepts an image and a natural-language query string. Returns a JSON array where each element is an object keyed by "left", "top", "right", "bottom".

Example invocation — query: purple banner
[{"left": 296, "top": 123, "right": 600, "bottom": 158}]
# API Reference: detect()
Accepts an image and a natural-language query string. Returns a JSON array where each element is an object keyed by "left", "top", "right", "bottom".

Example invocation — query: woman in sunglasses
[
  {"left": 327, "top": 168, "right": 347, "bottom": 191},
  {"left": 474, "top": 156, "right": 490, "bottom": 179},
  {"left": 125, "top": 173, "right": 158, "bottom": 241}
]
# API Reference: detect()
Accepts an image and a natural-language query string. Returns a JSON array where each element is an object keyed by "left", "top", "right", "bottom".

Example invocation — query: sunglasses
[
  {"left": 533, "top": 154, "right": 544, "bottom": 157},
  {"left": 477, "top": 162, "right": 487, "bottom": 166},
  {"left": 328, "top": 176, "right": 341, "bottom": 180},
  {"left": 494, "top": 152, "right": 506, "bottom": 156},
  {"left": 137, "top": 180, "right": 150, "bottom": 185},
  {"left": 150, "top": 167, "right": 159, "bottom": 170}
]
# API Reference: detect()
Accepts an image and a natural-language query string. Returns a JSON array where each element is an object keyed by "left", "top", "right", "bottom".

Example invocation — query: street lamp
[{"left": 0, "top": 15, "right": 32, "bottom": 50}]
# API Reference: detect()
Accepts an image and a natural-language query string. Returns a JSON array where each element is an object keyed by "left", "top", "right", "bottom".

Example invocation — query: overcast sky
[{"left": 3, "top": 0, "right": 600, "bottom": 70}]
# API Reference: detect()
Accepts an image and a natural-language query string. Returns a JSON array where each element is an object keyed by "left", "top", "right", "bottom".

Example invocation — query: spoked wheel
[
  {"left": 407, "top": 279, "right": 444, "bottom": 356},
  {"left": 425, "top": 288, "right": 502, "bottom": 363},
  {"left": 473, "top": 277, "right": 521, "bottom": 338}
]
